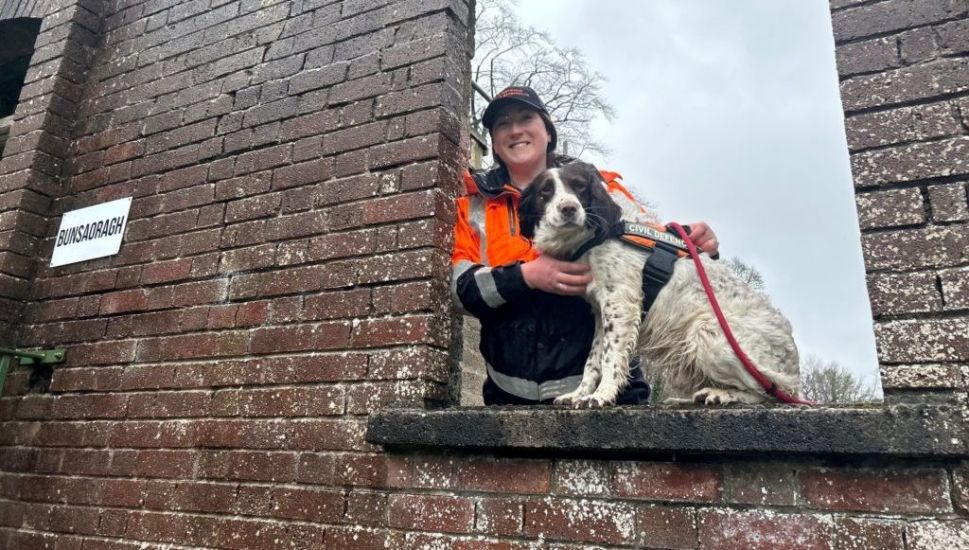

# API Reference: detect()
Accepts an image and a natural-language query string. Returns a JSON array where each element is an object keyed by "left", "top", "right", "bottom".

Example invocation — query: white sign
[{"left": 50, "top": 197, "right": 132, "bottom": 267}]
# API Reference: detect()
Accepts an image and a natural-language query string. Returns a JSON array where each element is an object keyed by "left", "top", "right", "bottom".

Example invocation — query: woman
[{"left": 451, "top": 86, "right": 720, "bottom": 405}]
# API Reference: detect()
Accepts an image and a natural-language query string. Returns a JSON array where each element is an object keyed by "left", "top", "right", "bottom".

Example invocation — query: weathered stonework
[
  {"left": 0, "top": 0, "right": 966, "bottom": 548},
  {"left": 855, "top": 187, "right": 924, "bottom": 229},
  {"left": 929, "top": 181, "right": 969, "bottom": 221}
]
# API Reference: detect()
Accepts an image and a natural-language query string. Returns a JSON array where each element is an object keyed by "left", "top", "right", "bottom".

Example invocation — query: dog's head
[{"left": 519, "top": 162, "right": 622, "bottom": 256}]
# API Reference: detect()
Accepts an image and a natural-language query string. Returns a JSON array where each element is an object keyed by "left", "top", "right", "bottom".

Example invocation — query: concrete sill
[{"left": 366, "top": 405, "right": 969, "bottom": 458}]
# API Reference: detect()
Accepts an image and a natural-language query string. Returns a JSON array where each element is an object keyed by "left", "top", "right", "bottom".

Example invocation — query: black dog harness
[{"left": 569, "top": 221, "right": 692, "bottom": 313}]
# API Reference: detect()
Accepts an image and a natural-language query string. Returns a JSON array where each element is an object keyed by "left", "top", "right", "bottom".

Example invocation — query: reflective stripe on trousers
[{"left": 487, "top": 364, "right": 582, "bottom": 402}]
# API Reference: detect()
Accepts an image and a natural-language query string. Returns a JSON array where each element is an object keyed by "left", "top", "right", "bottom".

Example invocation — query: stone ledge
[{"left": 366, "top": 405, "right": 969, "bottom": 458}]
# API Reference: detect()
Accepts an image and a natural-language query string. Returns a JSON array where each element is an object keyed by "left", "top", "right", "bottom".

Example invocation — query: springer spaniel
[{"left": 519, "top": 162, "right": 801, "bottom": 407}]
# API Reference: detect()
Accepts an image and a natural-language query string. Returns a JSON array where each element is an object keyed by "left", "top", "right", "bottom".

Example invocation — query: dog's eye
[{"left": 540, "top": 181, "right": 554, "bottom": 196}]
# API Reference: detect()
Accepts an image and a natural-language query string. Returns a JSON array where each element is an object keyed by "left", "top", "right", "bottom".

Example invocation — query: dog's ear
[
  {"left": 582, "top": 163, "right": 622, "bottom": 235},
  {"left": 518, "top": 182, "right": 542, "bottom": 239}
]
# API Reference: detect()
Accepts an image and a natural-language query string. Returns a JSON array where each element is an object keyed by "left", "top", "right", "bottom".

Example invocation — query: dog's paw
[
  {"left": 692, "top": 388, "right": 739, "bottom": 406},
  {"left": 693, "top": 387, "right": 768, "bottom": 405},
  {"left": 573, "top": 395, "right": 610, "bottom": 409},
  {"left": 553, "top": 393, "right": 579, "bottom": 406}
]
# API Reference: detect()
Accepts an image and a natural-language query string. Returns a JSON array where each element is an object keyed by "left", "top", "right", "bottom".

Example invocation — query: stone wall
[{"left": 0, "top": 0, "right": 966, "bottom": 548}]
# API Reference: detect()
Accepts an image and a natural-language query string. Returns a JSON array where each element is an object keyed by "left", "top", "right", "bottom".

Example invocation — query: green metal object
[{"left": 0, "top": 347, "right": 66, "bottom": 394}]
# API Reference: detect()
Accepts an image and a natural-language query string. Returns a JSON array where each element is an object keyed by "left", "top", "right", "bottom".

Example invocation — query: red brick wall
[
  {"left": 832, "top": 0, "right": 969, "bottom": 400},
  {"left": 0, "top": 0, "right": 967, "bottom": 548}
]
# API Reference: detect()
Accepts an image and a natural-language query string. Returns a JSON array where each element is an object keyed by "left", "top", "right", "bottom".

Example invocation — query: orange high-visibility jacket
[{"left": 450, "top": 161, "right": 648, "bottom": 404}]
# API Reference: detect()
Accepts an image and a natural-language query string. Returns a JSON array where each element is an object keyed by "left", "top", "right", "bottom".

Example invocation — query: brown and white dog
[{"left": 519, "top": 162, "right": 801, "bottom": 407}]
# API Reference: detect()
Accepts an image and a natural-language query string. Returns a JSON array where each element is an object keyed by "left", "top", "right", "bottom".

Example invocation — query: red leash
[{"left": 667, "top": 222, "right": 814, "bottom": 406}]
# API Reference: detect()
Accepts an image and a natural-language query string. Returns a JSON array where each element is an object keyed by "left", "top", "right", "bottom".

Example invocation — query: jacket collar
[{"left": 468, "top": 154, "right": 581, "bottom": 199}]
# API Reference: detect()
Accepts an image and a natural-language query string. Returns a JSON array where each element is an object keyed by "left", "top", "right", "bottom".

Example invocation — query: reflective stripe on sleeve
[
  {"left": 468, "top": 194, "right": 488, "bottom": 264},
  {"left": 451, "top": 260, "right": 474, "bottom": 310},
  {"left": 487, "top": 364, "right": 582, "bottom": 401},
  {"left": 473, "top": 267, "right": 505, "bottom": 308}
]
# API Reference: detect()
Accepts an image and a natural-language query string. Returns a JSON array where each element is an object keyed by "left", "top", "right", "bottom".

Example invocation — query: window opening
[{"left": 0, "top": 18, "right": 42, "bottom": 156}]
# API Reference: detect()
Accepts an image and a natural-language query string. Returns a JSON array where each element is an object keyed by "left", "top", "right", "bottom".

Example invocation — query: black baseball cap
[{"left": 482, "top": 86, "right": 557, "bottom": 151}]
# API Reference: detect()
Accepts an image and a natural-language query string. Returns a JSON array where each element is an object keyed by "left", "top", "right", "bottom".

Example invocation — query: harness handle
[{"left": 667, "top": 222, "right": 814, "bottom": 406}]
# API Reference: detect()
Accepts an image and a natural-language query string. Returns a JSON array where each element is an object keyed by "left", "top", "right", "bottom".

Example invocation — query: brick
[
  {"left": 329, "top": 72, "right": 392, "bottom": 104},
  {"left": 614, "top": 462, "right": 721, "bottom": 502},
  {"left": 880, "top": 363, "right": 966, "bottom": 390},
  {"left": 851, "top": 136, "right": 969, "bottom": 187},
  {"left": 257, "top": 486, "right": 345, "bottom": 522},
  {"left": 867, "top": 271, "right": 943, "bottom": 317},
  {"left": 345, "top": 380, "right": 446, "bottom": 413},
  {"left": 326, "top": 527, "right": 394, "bottom": 549},
  {"left": 136, "top": 331, "right": 248, "bottom": 361},
  {"left": 234, "top": 144, "right": 291, "bottom": 176},
  {"left": 289, "top": 63, "right": 348, "bottom": 95},
  {"left": 723, "top": 462, "right": 796, "bottom": 506},
  {"left": 929, "top": 181, "right": 969, "bottom": 222},
  {"left": 250, "top": 322, "right": 352, "bottom": 354},
  {"left": 900, "top": 27, "right": 940, "bottom": 63},
  {"left": 698, "top": 509, "right": 834, "bottom": 550},
  {"left": 140, "top": 258, "right": 193, "bottom": 284},
  {"left": 876, "top": 318, "right": 969, "bottom": 362},
  {"left": 636, "top": 505, "right": 697, "bottom": 550},
  {"left": 389, "top": 494, "right": 474, "bottom": 534},
  {"left": 835, "top": 36, "right": 900, "bottom": 77},
  {"left": 297, "top": 452, "right": 388, "bottom": 487},
  {"left": 303, "top": 288, "right": 372, "bottom": 320},
  {"left": 368, "top": 347, "right": 449, "bottom": 382},
  {"left": 524, "top": 497, "right": 637, "bottom": 545},
  {"left": 321, "top": 120, "right": 388, "bottom": 155},
  {"left": 214, "top": 170, "right": 272, "bottom": 200},
  {"left": 855, "top": 187, "right": 924, "bottom": 229},
  {"left": 242, "top": 97, "right": 298, "bottom": 127},
  {"left": 844, "top": 101, "right": 963, "bottom": 151},
  {"left": 475, "top": 497, "right": 522, "bottom": 537},
  {"left": 51, "top": 393, "right": 129, "bottom": 419},
  {"left": 209, "top": 386, "right": 345, "bottom": 417},
  {"left": 862, "top": 225, "right": 969, "bottom": 270},
  {"left": 841, "top": 58, "right": 969, "bottom": 112},
  {"left": 111, "top": 450, "right": 195, "bottom": 479},
  {"left": 938, "top": 19, "right": 969, "bottom": 54},
  {"left": 834, "top": 518, "right": 906, "bottom": 550},
  {"left": 802, "top": 468, "right": 951, "bottom": 513},
  {"left": 197, "top": 450, "right": 297, "bottom": 482},
  {"left": 66, "top": 340, "right": 137, "bottom": 366},
  {"left": 906, "top": 521, "right": 969, "bottom": 550},
  {"left": 228, "top": 264, "right": 327, "bottom": 299},
  {"left": 940, "top": 266, "right": 969, "bottom": 309},
  {"left": 832, "top": 0, "right": 967, "bottom": 42},
  {"left": 225, "top": 192, "right": 282, "bottom": 222},
  {"left": 955, "top": 461, "right": 969, "bottom": 515},
  {"left": 457, "top": 459, "right": 551, "bottom": 494},
  {"left": 127, "top": 390, "right": 211, "bottom": 418},
  {"left": 346, "top": 490, "right": 388, "bottom": 526},
  {"left": 350, "top": 315, "right": 442, "bottom": 348},
  {"left": 272, "top": 158, "right": 330, "bottom": 189}
]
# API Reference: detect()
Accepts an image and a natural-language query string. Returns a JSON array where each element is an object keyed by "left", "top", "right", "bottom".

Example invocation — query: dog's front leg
[
  {"left": 553, "top": 310, "right": 605, "bottom": 406},
  {"left": 575, "top": 294, "right": 642, "bottom": 408}
]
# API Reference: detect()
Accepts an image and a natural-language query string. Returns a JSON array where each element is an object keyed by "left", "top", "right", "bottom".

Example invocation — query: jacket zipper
[{"left": 506, "top": 196, "right": 517, "bottom": 236}]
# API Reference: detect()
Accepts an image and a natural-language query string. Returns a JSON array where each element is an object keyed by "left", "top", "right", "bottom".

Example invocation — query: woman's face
[{"left": 490, "top": 105, "right": 551, "bottom": 173}]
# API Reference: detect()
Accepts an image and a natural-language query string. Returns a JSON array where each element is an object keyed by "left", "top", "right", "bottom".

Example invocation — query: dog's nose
[{"left": 560, "top": 204, "right": 577, "bottom": 218}]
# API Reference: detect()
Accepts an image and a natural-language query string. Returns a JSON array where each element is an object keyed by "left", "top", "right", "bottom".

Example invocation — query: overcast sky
[{"left": 511, "top": 0, "right": 881, "bottom": 393}]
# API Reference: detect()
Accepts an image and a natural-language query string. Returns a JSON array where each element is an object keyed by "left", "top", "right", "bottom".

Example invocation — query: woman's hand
[
  {"left": 521, "top": 255, "right": 592, "bottom": 296},
  {"left": 687, "top": 222, "right": 719, "bottom": 256}
]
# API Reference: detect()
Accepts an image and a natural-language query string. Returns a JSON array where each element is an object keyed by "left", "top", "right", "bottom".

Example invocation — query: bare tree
[
  {"left": 472, "top": 0, "right": 614, "bottom": 159},
  {"left": 800, "top": 354, "right": 878, "bottom": 404},
  {"left": 723, "top": 256, "right": 766, "bottom": 291}
]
